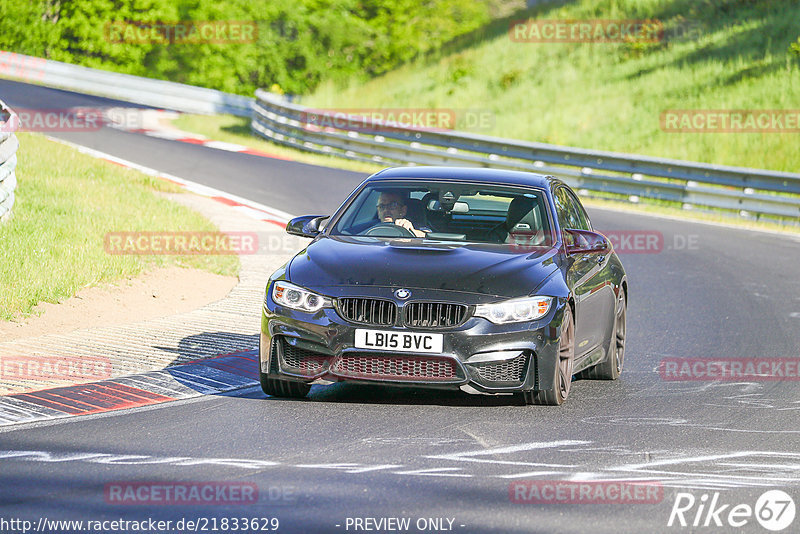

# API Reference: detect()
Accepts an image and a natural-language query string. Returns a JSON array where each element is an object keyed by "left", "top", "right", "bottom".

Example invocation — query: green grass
[
  {"left": 0, "top": 133, "right": 238, "bottom": 320},
  {"left": 306, "top": 0, "right": 800, "bottom": 173}
]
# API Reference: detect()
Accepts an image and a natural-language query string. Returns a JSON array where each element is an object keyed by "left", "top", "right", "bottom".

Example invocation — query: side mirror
[
  {"left": 286, "top": 215, "right": 328, "bottom": 238},
  {"left": 564, "top": 229, "right": 611, "bottom": 254}
]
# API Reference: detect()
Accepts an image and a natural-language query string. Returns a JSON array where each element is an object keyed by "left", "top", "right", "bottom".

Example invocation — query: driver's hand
[
  {"left": 393, "top": 218, "right": 414, "bottom": 231},
  {"left": 393, "top": 218, "right": 426, "bottom": 237}
]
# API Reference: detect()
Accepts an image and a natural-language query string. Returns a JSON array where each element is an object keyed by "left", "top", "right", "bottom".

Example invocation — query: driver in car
[{"left": 376, "top": 191, "right": 427, "bottom": 237}]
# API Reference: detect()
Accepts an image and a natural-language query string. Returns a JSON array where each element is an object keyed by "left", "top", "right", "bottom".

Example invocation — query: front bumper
[{"left": 260, "top": 288, "right": 566, "bottom": 395}]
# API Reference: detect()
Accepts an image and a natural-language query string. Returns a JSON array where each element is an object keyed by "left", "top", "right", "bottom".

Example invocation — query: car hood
[{"left": 287, "top": 235, "right": 560, "bottom": 298}]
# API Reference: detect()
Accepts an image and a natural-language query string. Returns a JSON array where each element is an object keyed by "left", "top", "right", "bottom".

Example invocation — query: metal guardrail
[
  {"left": 252, "top": 89, "right": 800, "bottom": 221},
  {"left": 0, "top": 100, "right": 18, "bottom": 222},
  {"left": 0, "top": 51, "right": 252, "bottom": 117}
]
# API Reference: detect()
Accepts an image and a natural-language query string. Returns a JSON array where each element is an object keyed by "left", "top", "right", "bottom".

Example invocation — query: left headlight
[
  {"left": 474, "top": 296, "right": 553, "bottom": 324},
  {"left": 270, "top": 281, "right": 332, "bottom": 312}
]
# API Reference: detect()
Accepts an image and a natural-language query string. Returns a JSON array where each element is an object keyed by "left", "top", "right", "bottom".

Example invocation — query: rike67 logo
[{"left": 668, "top": 490, "right": 795, "bottom": 531}]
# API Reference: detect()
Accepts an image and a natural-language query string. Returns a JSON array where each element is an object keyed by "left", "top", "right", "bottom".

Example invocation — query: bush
[
  {"left": 790, "top": 36, "right": 800, "bottom": 57},
  {"left": 0, "top": 0, "right": 493, "bottom": 96}
]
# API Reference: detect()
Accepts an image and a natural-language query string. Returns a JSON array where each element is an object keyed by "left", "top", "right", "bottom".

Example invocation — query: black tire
[
  {"left": 260, "top": 371, "right": 311, "bottom": 398},
  {"left": 577, "top": 290, "right": 626, "bottom": 380},
  {"left": 524, "top": 307, "right": 575, "bottom": 406},
  {"left": 260, "top": 337, "right": 311, "bottom": 398}
]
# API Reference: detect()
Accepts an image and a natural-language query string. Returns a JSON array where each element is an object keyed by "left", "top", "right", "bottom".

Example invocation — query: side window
[
  {"left": 338, "top": 189, "right": 380, "bottom": 232},
  {"left": 356, "top": 190, "right": 382, "bottom": 225},
  {"left": 563, "top": 189, "right": 591, "bottom": 231},
  {"left": 554, "top": 188, "right": 572, "bottom": 230}
]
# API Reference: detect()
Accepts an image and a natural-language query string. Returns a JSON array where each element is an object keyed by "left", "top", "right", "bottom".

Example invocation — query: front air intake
[
  {"left": 330, "top": 354, "right": 458, "bottom": 381},
  {"left": 404, "top": 302, "right": 468, "bottom": 328},
  {"left": 337, "top": 298, "right": 397, "bottom": 326}
]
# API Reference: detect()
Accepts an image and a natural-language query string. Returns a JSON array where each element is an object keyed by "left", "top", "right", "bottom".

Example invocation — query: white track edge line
[{"left": 44, "top": 135, "right": 296, "bottom": 222}]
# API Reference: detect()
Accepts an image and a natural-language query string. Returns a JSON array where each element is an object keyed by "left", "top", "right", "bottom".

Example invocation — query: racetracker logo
[
  {"left": 0, "top": 51, "right": 46, "bottom": 81},
  {"left": 298, "top": 108, "right": 495, "bottom": 133},
  {"left": 104, "top": 232, "right": 258, "bottom": 255},
  {"left": 668, "top": 490, "right": 795, "bottom": 530},
  {"left": 0, "top": 356, "right": 111, "bottom": 381},
  {"left": 659, "top": 358, "right": 800, "bottom": 382},
  {"left": 104, "top": 481, "right": 258, "bottom": 505},
  {"left": 509, "top": 19, "right": 664, "bottom": 43},
  {"left": 104, "top": 21, "right": 258, "bottom": 44},
  {"left": 509, "top": 480, "right": 663, "bottom": 504},
  {"left": 508, "top": 231, "right": 697, "bottom": 254},
  {"left": 600, "top": 231, "right": 699, "bottom": 254},
  {"left": 602, "top": 230, "right": 663, "bottom": 254},
  {"left": 0, "top": 108, "right": 105, "bottom": 132},
  {"left": 660, "top": 110, "right": 800, "bottom": 133}
]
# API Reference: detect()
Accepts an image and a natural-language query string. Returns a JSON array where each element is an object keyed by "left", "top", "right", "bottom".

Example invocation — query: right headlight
[
  {"left": 271, "top": 281, "right": 331, "bottom": 312},
  {"left": 474, "top": 296, "right": 553, "bottom": 324}
]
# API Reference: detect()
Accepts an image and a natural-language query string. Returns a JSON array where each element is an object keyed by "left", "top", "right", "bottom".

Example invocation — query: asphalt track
[{"left": 2, "top": 79, "right": 800, "bottom": 534}]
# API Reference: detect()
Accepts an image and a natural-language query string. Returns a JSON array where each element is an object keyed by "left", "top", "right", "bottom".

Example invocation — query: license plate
[{"left": 354, "top": 329, "right": 443, "bottom": 354}]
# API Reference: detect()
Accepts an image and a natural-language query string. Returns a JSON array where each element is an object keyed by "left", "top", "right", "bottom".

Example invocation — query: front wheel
[
  {"left": 524, "top": 307, "right": 575, "bottom": 406},
  {"left": 260, "top": 336, "right": 311, "bottom": 398},
  {"left": 577, "top": 290, "right": 626, "bottom": 380}
]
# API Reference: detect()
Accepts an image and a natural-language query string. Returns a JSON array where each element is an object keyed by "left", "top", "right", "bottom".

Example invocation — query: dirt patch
[{"left": 0, "top": 266, "right": 237, "bottom": 342}]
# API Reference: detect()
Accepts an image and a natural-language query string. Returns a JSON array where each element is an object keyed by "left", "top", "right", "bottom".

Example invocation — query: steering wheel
[{"left": 362, "top": 221, "right": 416, "bottom": 238}]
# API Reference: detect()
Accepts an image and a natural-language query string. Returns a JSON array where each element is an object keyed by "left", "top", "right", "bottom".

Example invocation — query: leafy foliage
[
  {"left": 0, "top": 0, "right": 492, "bottom": 95},
  {"left": 790, "top": 36, "right": 800, "bottom": 57}
]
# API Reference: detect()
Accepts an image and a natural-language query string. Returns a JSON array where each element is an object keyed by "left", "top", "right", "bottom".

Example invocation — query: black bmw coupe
[{"left": 260, "top": 167, "right": 627, "bottom": 405}]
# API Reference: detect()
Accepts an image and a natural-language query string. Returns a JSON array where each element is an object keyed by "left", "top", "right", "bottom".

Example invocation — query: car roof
[{"left": 367, "top": 166, "right": 558, "bottom": 189}]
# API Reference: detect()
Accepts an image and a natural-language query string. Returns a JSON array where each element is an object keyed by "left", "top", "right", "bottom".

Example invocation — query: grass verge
[{"left": 0, "top": 132, "right": 238, "bottom": 320}]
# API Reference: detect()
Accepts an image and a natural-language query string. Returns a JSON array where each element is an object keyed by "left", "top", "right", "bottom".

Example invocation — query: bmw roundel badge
[{"left": 395, "top": 288, "right": 411, "bottom": 300}]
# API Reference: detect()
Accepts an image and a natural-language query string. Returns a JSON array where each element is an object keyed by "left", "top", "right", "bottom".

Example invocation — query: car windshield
[{"left": 330, "top": 180, "right": 555, "bottom": 247}]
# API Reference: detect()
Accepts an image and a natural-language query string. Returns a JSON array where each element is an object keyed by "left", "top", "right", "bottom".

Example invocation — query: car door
[{"left": 555, "top": 187, "right": 614, "bottom": 360}]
